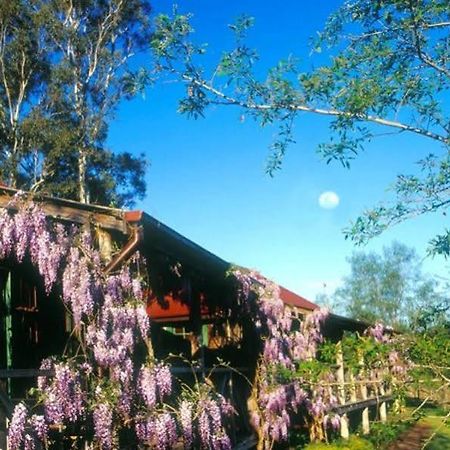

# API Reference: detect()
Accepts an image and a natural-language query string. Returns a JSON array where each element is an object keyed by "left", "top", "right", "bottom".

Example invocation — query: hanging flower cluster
[
  {"left": 0, "top": 200, "right": 70, "bottom": 291},
  {"left": 2, "top": 196, "right": 411, "bottom": 449},
  {"left": 367, "top": 322, "right": 391, "bottom": 343},
  {"left": 176, "top": 386, "right": 235, "bottom": 450},
  {"left": 2, "top": 197, "right": 232, "bottom": 449},
  {"left": 366, "top": 323, "right": 410, "bottom": 378},
  {"left": 231, "top": 268, "right": 337, "bottom": 447}
]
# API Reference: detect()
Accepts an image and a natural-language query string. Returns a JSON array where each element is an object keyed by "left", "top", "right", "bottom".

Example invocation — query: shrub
[{"left": 365, "top": 419, "right": 416, "bottom": 449}]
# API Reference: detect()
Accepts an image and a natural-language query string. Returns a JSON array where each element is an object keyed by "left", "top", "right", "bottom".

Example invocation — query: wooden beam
[
  {"left": 0, "top": 189, "right": 128, "bottom": 234},
  {"left": 0, "top": 369, "right": 54, "bottom": 379},
  {"left": 331, "top": 395, "right": 392, "bottom": 415}
]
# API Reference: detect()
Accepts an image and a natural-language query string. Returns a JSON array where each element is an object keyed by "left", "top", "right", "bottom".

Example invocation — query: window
[{"left": 0, "top": 265, "right": 67, "bottom": 396}]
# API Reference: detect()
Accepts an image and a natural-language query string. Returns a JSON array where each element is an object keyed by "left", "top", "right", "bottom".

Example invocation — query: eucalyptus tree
[
  {"left": 0, "top": 0, "right": 152, "bottom": 207},
  {"left": 36, "top": 0, "right": 151, "bottom": 205},
  {"left": 150, "top": 0, "right": 450, "bottom": 253},
  {"left": 332, "top": 241, "right": 449, "bottom": 329},
  {"left": 0, "top": 0, "right": 48, "bottom": 189}
]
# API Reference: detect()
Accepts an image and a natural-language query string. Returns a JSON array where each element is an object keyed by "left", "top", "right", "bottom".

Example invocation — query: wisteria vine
[
  {"left": 231, "top": 269, "right": 338, "bottom": 448},
  {"left": 1, "top": 196, "right": 410, "bottom": 449},
  {"left": 2, "top": 197, "right": 233, "bottom": 450},
  {"left": 230, "top": 269, "right": 410, "bottom": 448}
]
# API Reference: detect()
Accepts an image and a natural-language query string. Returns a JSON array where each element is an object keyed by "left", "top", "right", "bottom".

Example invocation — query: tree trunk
[{"left": 78, "top": 148, "right": 88, "bottom": 203}]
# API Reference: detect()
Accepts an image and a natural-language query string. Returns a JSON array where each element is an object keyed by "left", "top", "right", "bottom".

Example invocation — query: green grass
[
  {"left": 421, "top": 416, "right": 450, "bottom": 450},
  {"left": 303, "top": 436, "right": 375, "bottom": 449},
  {"left": 294, "top": 403, "right": 450, "bottom": 449}
]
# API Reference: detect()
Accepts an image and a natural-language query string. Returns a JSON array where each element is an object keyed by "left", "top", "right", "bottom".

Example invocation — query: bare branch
[
  {"left": 346, "top": 21, "right": 450, "bottom": 43},
  {"left": 187, "top": 77, "right": 450, "bottom": 145}
]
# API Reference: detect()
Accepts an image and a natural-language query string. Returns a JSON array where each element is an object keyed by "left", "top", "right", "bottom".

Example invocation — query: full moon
[{"left": 318, "top": 191, "right": 340, "bottom": 209}]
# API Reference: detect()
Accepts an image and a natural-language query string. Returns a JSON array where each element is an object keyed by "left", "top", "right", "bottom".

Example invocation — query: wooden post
[
  {"left": 379, "top": 402, "right": 387, "bottom": 423},
  {"left": 349, "top": 371, "right": 357, "bottom": 403},
  {"left": 97, "top": 227, "right": 113, "bottom": 263},
  {"left": 187, "top": 277, "right": 205, "bottom": 376},
  {"left": 390, "top": 364, "right": 401, "bottom": 414},
  {"left": 379, "top": 387, "right": 387, "bottom": 423},
  {"left": 359, "top": 353, "right": 370, "bottom": 435},
  {"left": 336, "top": 342, "right": 349, "bottom": 439},
  {"left": 340, "top": 414, "right": 350, "bottom": 440},
  {"left": 336, "top": 343, "right": 346, "bottom": 405}
]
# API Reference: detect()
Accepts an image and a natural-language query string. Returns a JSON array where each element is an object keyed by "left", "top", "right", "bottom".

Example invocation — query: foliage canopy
[
  {"left": 150, "top": 0, "right": 450, "bottom": 254},
  {"left": 0, "top": 0, "right": 152, "bottom": 207},
  {"left": 331, "top": 242, "right": 449, "bottom": 329}
]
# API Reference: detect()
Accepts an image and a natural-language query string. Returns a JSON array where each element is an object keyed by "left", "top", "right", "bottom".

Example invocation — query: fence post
[
  {"left": 336, "top": 342, "right": 349, "bottom": 439},
  {"left": 349, "top": 371, "right": 357, "bottom": 403},
  {"left": 359, "top": 354, "right": 370, "bottom": 435},
  {"left": 376, "top": 368, "right": 386, "bottom": 423},
  {"left": 336, "top": 342, "right": 346, "bottom": 404}
]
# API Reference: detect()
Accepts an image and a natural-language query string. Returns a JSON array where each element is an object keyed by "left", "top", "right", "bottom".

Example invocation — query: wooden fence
[
  {"left": 328, "top": 344, "right": 393, "bottom": 439},
  {"left": 0, "top": 352, "right": 395, "bottom": 449}
]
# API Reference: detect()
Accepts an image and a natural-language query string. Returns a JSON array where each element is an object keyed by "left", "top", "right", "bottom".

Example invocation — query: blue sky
[{"left": 107, "top": 0, "right": 449, "bottom": 301}]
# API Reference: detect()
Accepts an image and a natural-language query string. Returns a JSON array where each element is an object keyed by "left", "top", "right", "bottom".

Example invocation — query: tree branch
[
  {"left": 409, "top": 1, "right": 450, "bottom": 80},
  {"left": 0, "top": 26, "right": 14, "bottom": 128},
  {"left": 421, "top": 409, "right": 450, "bottom": 450},
  {"left": 346, "top": 21, "right": 450, "bottom": 43},
  {"left": 187, "top": 77, "right": 450, "bottom": 145}
]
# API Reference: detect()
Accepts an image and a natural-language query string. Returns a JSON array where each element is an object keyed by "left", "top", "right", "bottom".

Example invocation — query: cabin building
[{"left": 0, "top": 187, "right": 392, "bottom": 449}]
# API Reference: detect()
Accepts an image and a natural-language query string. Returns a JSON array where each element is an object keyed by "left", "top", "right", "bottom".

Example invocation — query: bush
[{"left": 365, "top": 419, "right": 415, "bottom": 449}]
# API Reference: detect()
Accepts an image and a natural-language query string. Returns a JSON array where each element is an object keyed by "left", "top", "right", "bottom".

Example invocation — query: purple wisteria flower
[
  {"left": 8, "top": 403, "right": 28, "bottom": 449},
  {"left": 230, "top": 268, "right": 333, "bottom": 446},
  {"left": 43, "top": 363, "right": 85, "bottom": 424},
  {"left": 196, "top": 397, "right": 233, "bottom": 450},
  {"left": 155, "top": 363, "right": 172, "bottom": 398},
  {"left": 30, "top": 415, "right": 48, "bottom": 441},
  {"left": 62, "top": 247, "right": 95, "bottom": 325},
  {"left": 135, "top": 413, "right": 178, "bottom": 449},
  {"left": 0, "top": 209, "right": 15, "bottom": 258},
  {"left": 93, "top": 403, "right": 114, "bottom": 450},
  {"left": 179, "top": 400, "right": 193, "bottom": 448},
  {"left": 324, "top": 413, "right": 341, "bottom": 431},
  {"left": 138, "top": 365, "right": 157, "bottom": 409},
  {"left": 23, "top": 434, "right": 35, "bottom": 450}
]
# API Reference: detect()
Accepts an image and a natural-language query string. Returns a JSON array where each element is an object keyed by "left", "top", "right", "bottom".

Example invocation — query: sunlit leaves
[
  {"left": 345, "top": 153, "right": 450, "bottom": 253},
  {"left": 0, "top": 0, "right": 152, "bottom": 206},
  {"left": 333, "top": 242, "right": 428, "bottom": 328},
  {"left": 151, "top": 1, "right": 450, "bottom": 253}
]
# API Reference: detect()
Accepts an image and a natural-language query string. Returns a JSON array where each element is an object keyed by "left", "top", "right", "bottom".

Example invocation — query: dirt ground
[{"left": 387, "top": 423, "right": 433, "bottom": 450}]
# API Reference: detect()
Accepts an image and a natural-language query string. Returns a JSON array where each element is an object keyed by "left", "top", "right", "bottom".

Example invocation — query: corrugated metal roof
[{"left": 279, "top": 286, "right": 318, "bottom": 311}]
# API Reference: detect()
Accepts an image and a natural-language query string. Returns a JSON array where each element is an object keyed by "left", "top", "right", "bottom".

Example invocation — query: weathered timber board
[
  {"left": 0, "top": 190, "right": 127, "bottom": 234},
  {"left": 331, "top": 395, "right": 393, "bottom": 414}
]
